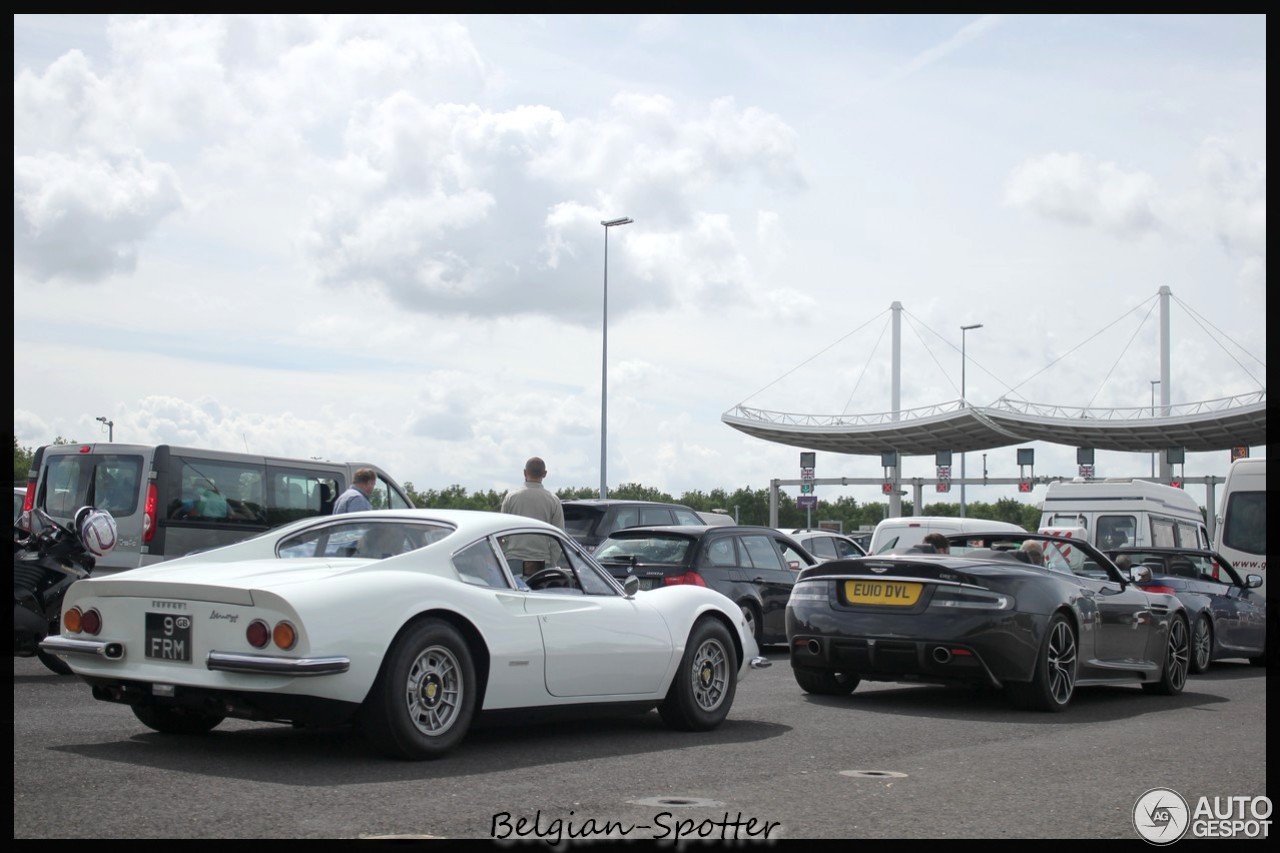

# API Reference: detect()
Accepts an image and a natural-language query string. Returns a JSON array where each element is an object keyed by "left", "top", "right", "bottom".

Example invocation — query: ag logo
[{"left": 1133, "top": 787, "right": 1189, "bottom": 844}]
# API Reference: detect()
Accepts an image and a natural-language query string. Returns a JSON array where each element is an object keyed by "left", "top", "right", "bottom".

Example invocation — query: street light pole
[
  {"left": 599, "top": 216, "right": 633, "bottom": 499},
  {"left": 95, "top": 416, "right": 114, "bottom": 442},
  {"left": 1150, "top": 379, "right": 1160, "bottom": 479},
  {"left": 959, "top": 323, "right": 983, "bottom": 518}
]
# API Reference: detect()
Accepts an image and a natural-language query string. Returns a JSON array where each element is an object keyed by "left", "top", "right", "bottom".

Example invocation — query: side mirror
[
  {"left": 1246, "top": 574, "right": 1264, "bottom": 589},
  {"left": 623, "top": 575, "right": 640, "bottom": 597},
  {"left": 1129, "top": 565, "right": 1152, "bottom": 584}
]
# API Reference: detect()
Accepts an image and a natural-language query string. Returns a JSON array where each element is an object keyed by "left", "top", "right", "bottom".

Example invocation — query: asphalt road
[{"left": 12, "top": 650, "right": 1268, "bottom": 840}]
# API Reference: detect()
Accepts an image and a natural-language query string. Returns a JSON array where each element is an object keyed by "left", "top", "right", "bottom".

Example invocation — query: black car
[
  {"left": 594, "top": 525, "right": 818, "bottom": 647},
  {"left": 561, "top": 499, "right": 704, "bottom": 553},
  {"left": 1106, "top": 546, "right": 1268, "bottom": 672},
  {"left": 786, "top": 531, "right": 1190, "bottom": 711}
]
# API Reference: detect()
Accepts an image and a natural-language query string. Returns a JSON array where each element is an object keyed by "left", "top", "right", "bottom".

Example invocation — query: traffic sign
[
  {"left": 1018, "top": 480, "right": 1033, "bottom": 493},
  {"left": 800, "top": 467, "right": 815, "bottom": 479},
  {"left": 936, "top": 483, "right": 950, "bottom": 493},
  {"left": 800, "top": 482, "right": 814, "bottom": 494},
  {"left": 797, "top": 495, "right": 817, "bottom": 509}
]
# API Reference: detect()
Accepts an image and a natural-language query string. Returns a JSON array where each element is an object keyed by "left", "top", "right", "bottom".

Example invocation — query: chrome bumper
[
  {"left": 38, "top": 636, "right": 349, "bottom": 677},
  {"left": 750, "top": 655, "right": 772, "bottom": 669}
]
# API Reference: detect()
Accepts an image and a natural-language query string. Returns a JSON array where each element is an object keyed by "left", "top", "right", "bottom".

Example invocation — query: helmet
[{"left": 75, "top": 506, "right": 118, "bottom": 556}]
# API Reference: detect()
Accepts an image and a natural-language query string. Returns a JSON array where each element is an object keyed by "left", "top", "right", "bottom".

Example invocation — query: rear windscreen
[{"left": 41, "top": 453, "right": 144, "bottom": 519}]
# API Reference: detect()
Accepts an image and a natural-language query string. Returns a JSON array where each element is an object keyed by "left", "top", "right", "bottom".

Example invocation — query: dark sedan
[
  {"left": 1106, "top": 546, "right": 1267, "bottom": 672},
  {"left": 594, "top": 525, "right": 817, "bottom": 647},
  {"left": 786, "top": 531, "right": 1190, "bottom": 711}
]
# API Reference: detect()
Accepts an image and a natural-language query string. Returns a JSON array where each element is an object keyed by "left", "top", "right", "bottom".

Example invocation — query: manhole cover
[
  {"left": 839, "top": 770, "right": 908, "bottom": 779},
  {"left": 629, "top": 797, "right": 725, "bottom": 808}
]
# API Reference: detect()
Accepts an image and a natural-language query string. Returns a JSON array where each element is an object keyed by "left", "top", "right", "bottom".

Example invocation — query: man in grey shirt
[{"left": 500, "top": 457, "right": 566, "bottom": 574}]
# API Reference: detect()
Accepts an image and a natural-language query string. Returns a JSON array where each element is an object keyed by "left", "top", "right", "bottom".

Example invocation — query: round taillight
[
  {"left": 63, "top": 607, "right": 83, "bottom": 634},
  {"left": 80, "top": 609, "right": 102, "bottom": 635},
  {"left": 272, "top": 621, "right": 298, "bottom": 651},
  {"left": 246, "top": 620, "right": 271, "bottom": 649}
]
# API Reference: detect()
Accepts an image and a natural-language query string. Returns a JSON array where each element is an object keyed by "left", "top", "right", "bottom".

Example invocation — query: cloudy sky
[{"left": 12, "top": 14, "right": 1266, "bottom": 513}]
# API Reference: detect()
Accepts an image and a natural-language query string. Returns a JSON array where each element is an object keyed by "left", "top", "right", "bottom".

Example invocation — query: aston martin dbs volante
[
  {"left": 40, "top": 509, "right": 767, "bottom": 759},
  {"left": 786, "top": 531, "right": 1190, "bottom": 711}
]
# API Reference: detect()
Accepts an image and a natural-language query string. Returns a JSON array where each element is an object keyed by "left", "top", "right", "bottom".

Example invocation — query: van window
[
  {"left": 265, "top": 467, "right": 340, "bottom": 526},
  {"left": 1174, "top": 521, "right": 1203, "bottom": 549},
  {"left": 165, "top": 457, "right": 269, "bottom": 527},
  {"left": 1150, "top": 517, "right": 1177, "bottom": 547},
  {"left": 1096, "top": 515, "right": 1136, "bottom": 548},
  {"left": 42, "top": 452, "right": 143, "bottom": 517},
  {"left": 1221, "top": 491, "right": 1265, "bottom": 555}
]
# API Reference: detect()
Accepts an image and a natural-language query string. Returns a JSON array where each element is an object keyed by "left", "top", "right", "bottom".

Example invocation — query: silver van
[{"left": 24, "top": 443, "right": 414, "bottom": 574}]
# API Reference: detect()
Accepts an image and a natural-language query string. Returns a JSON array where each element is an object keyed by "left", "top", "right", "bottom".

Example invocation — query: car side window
[
  {"left": 610, "top": 507, "right": 640, "bottom": 534},
  {"left": 834, "top": 539, "right": 860, "bottom": 559},
  {"left": 563, "top": 549, "right": 618, "bottom": 596},
  {"left": 809, "top": 537, "right": 836, "bottom": 559},
  {"left": 705, "top": 538, "right": 736, "bottom": 566},
  {"left": 453, "top": 540, "right": 512, "bottom": 589},
  {"left": 741, "top": 534, "right": 785, "bottom": 571},
  {"left": 673, "top": 509, "right": 702, "bottom": 525},
  {"left": 278, "top": 520, "right": 450, "bottom": 559},
  {"left": 639, "top": 507, "right": 673, "bottom": 525}
]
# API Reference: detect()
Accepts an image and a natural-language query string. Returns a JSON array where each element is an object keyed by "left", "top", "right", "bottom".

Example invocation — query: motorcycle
[{"left": 14, "top": 506, "right": 116, "bottom": 675}]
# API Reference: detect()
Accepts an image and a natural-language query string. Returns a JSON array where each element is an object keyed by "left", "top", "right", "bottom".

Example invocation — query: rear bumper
[{"left": 39, "top": 635, "right": 349, "bottom": 676}]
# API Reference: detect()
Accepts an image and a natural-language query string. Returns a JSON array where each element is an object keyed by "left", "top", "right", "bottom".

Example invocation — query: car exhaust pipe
[
  {"left": 807, "top": 640, "right": 821, "bottom": 656},
  {"left": 932, "top": 646, "right": 952, "bottom": 664}
]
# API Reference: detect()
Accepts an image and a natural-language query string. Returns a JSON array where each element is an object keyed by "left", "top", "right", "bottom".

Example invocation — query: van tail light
[
  {"left": 664, "top": 572, "right": 707, "bottom": 587},
  {"left": 22, "top": 479, "right": 34, "bottom": 514},
  {"left": 142, "top": 482, "right": 158, "bottom": 542}
]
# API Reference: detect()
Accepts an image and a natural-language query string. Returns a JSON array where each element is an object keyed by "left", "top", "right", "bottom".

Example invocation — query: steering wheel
[{"left": 525, "top": 567, "right": 574, "bottom": 590}]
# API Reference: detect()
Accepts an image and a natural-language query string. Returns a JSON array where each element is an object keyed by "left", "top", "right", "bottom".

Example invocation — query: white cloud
[
  {"left": 13, "top": 149, "right": 184, "bottom": 281},
  {"left": 1003, "top": 151, "right": 1162, "bottom": 238}
]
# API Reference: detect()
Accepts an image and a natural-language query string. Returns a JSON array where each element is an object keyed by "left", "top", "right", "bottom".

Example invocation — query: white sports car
[{"left": 41, "top": 509, "right": 768, "bottom": 759}]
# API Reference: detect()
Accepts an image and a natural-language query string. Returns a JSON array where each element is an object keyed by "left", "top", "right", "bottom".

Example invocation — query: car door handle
[{"left": 753, "top": 576, "right": 766, "bottom": 583}]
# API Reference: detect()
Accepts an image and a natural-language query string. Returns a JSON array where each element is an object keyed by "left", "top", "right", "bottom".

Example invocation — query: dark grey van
[{"left": 25, "top": 443, "right": 413, "bottom": 574}]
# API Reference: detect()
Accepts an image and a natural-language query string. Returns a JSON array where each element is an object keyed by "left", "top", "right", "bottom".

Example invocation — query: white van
[
  {"left": 24, "top": 443, "right": 414, "bottom": 574},
  {"left": 1038, "top": 479, "right": 1209, "bottom": 551},
  {"left": 1214, "top": 458, "right": 1266, "bottom": 598},
  {"left": 869, "top": 515, "right": 1028, "bottom": 554}
]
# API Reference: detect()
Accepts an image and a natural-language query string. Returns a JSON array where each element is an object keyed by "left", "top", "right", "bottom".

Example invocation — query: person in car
[
  {"left": 1019, "top": 540, "right": 1046, "bottom": 566},
  {"left": 923, "top": 533, "right": 950, "bottom": 554}
]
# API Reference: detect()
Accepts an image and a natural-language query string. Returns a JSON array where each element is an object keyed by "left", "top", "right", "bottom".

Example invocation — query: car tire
[
  {"left": 360, "top": 618, "right": 477, "bottom": 760},
  {"left": 739, "top": 602, "right": 763, "bottom": 649},
  {"left": 658, "top": 618, "right": 737, "bottom": 731},
  {"left": 1007, "top": 612, "right": 1077, "bottom": 712},
  {"left": 1142, "top": 614, "right": 1190, "bottom": 696},
  {"left": 37, "top": 649, "right": 72, "bottom": 676},
  {"left": 793, "top": 668, "right": 859, "bottom": 696},
  {"left": 1189, "top": 614, "right": 1213, "bottom": 675},
  {"left": 131, "top": 704, "right": 225, "bottom": 735}
]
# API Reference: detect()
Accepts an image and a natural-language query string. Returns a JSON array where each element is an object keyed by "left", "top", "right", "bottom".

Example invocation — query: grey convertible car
[
  {"left": 786, "top": 531, "right": 1190, "bottom": 711},
  {"left": 1105, "top": 546, "right": 1267, "bottom": 672}
]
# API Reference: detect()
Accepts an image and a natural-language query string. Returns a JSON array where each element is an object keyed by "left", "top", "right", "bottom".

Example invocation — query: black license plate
[{"left": 145, "top": 612, "right": 192, "bottom": 662}]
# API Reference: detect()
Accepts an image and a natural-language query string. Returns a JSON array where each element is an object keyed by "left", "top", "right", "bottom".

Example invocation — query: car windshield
[{"left": 594, "top": 535, "right": 691, "bottom": 564}]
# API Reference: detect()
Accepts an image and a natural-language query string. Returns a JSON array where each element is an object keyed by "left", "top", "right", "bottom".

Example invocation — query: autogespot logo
[{"left": 1134, "top": 787, "right": 1190, "bottom": 845}]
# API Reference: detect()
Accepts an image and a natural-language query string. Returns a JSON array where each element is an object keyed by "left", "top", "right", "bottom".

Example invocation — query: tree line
[{"left": 13, "top": 436, "right": 1041, "bottom": 531}]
